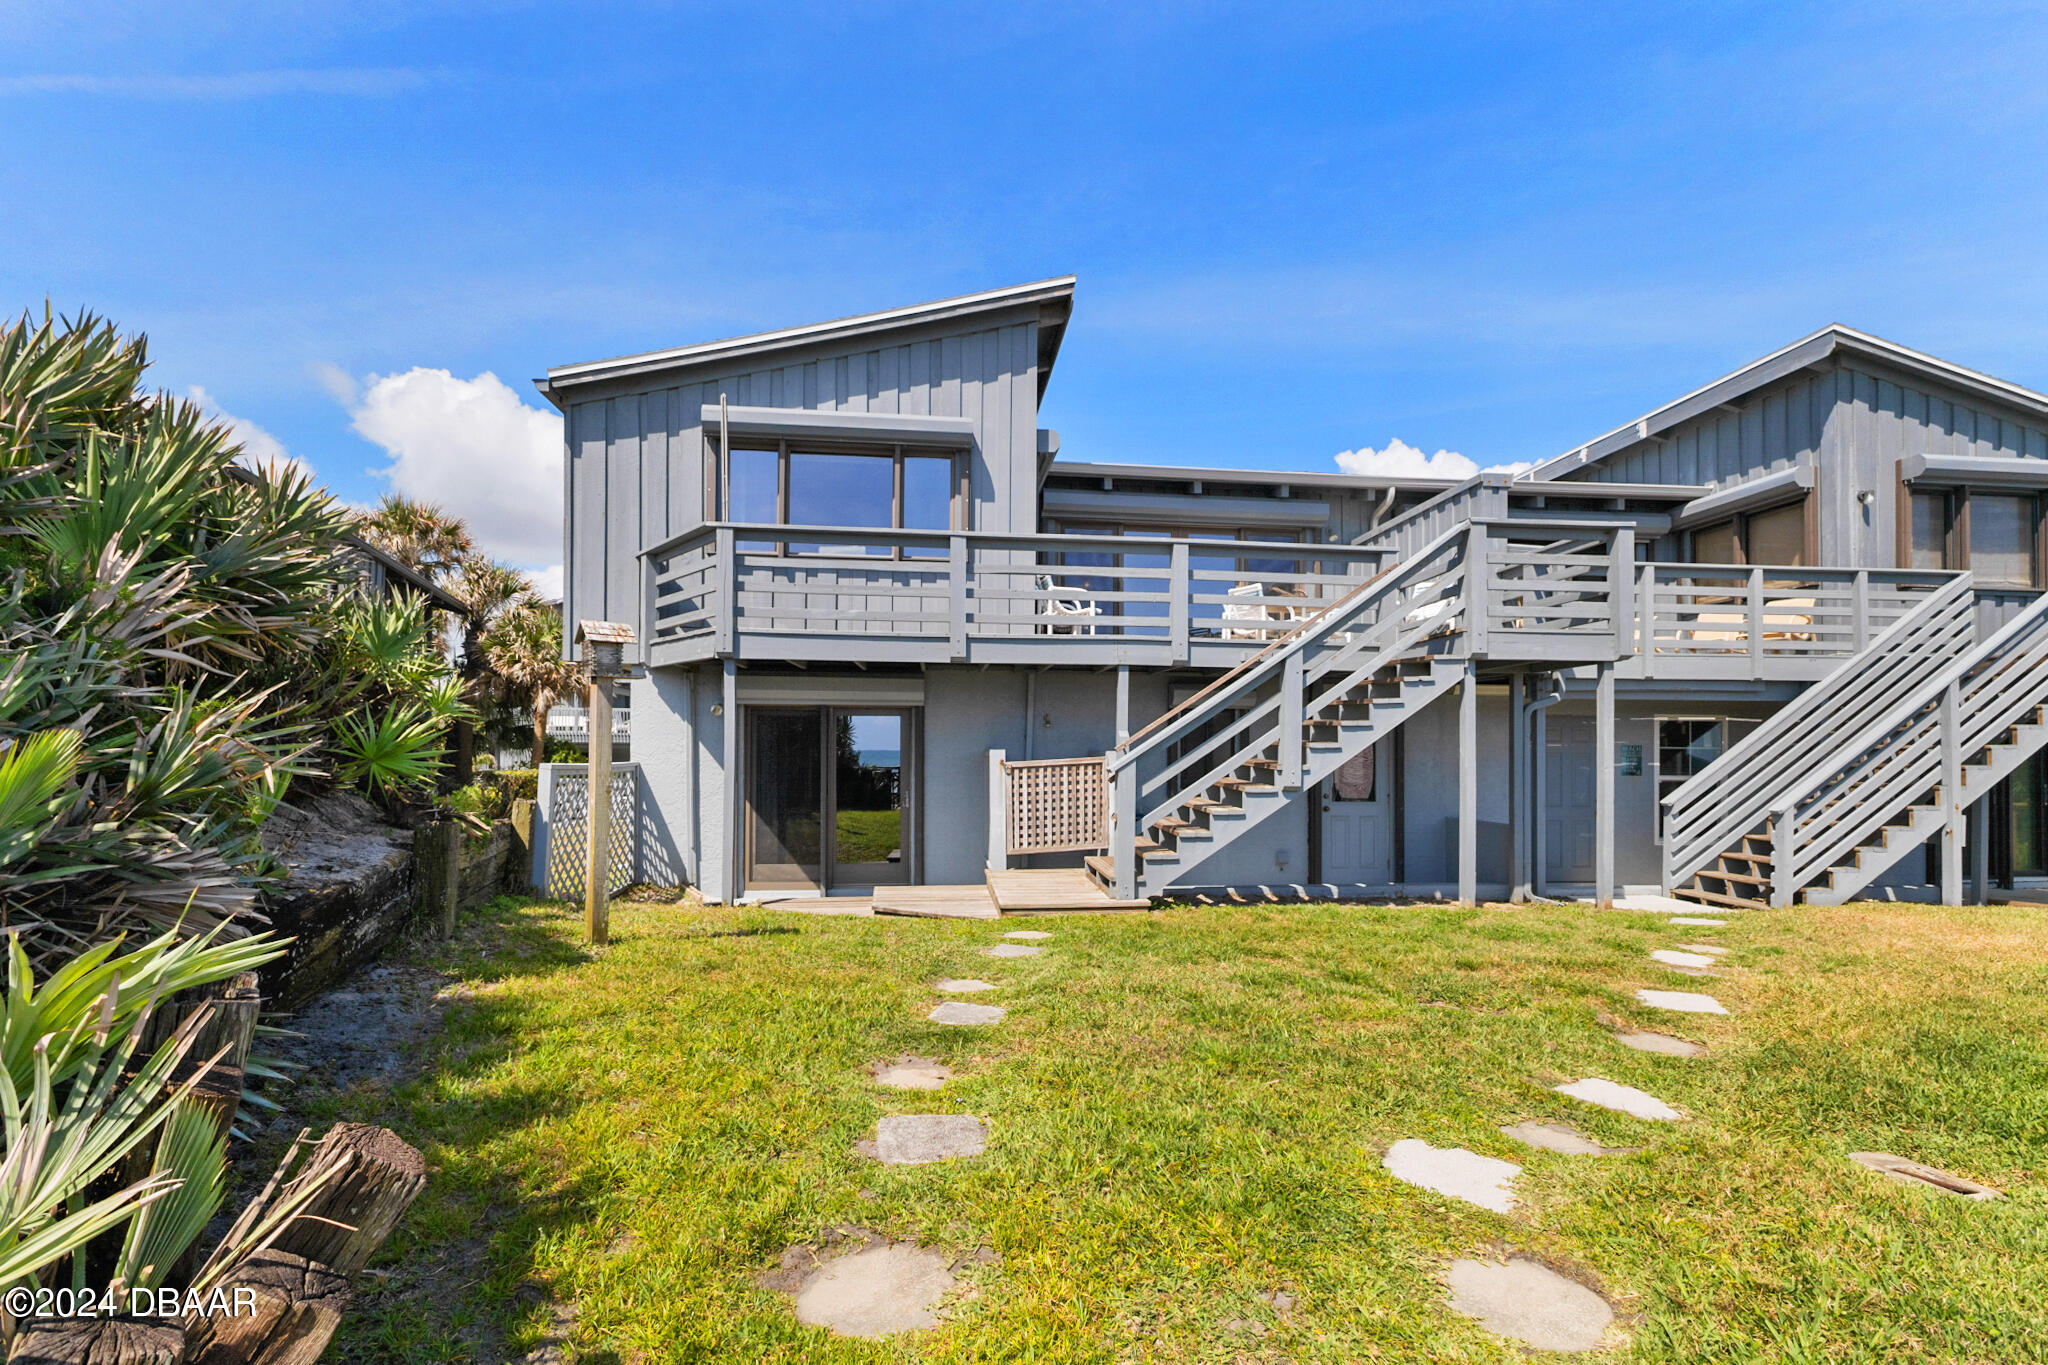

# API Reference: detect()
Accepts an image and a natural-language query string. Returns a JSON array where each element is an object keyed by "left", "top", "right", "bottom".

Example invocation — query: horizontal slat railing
[
  {"left": 1659, "top": 571, "right": 1977, "bottom": 893},
  {"left": 1772, "top": 592, "right": 2048, "bottom": 894},
  {"left": 641, "top": 523, "right": 1391, "bottom": 659},
  {"left": 1629, "top": 566, "right": 1950, "bottom": 676}
]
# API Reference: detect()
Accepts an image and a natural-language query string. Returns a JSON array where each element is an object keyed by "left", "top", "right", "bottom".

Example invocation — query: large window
[
  {"left": 1687, "top": 496, "right": 1810, "bottom": 568},
  {"left": 717, "top": 438, "right": 963, "bottom": 557},
  {"left": 1905, "top": 488, "right": 2044, "bottom": 589}
]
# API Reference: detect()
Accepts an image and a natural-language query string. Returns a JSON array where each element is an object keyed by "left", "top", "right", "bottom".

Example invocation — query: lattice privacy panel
[
  {"left": 1005, "top": 756, "right": 1109, "bottom": 855},
  {"left": 545, "top": 769, "right": 638, "bottom": 900}
]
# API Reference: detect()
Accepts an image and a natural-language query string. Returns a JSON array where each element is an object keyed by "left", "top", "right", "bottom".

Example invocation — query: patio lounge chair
[{"left": 1035, "top": 573, "right": 1100, "bottom": 634}]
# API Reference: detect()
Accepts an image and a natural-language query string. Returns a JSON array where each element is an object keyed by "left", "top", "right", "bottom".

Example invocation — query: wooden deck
[
  {"left": 986, "top": 868, "right": 1151, "bottom": 914},
  {"left": 863, "top": 869, "right": 1152, "bottom": 920}
]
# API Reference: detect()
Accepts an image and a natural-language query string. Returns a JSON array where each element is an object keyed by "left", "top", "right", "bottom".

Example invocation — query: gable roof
[
  {"left": 1523, "top": 324, "right": 2048, "bottom": 482},
  {"left": 536, "top": 276, "right": 1076, "bottom": 405}
]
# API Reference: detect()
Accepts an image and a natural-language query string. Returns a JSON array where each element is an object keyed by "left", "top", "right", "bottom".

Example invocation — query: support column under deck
[
  {"left": 1970, "top": 796, "right": 1990, "bottom": 906},
  {"left": 1595, "top": 662, "right": 1614, "bottom": 910},
  {"left": 1509, "top": 672, "right": 1529, "bottom": 903},
  {"left": 1458, "top": 662, "right": 1477, "bottom": 907},
  {"left": 722, "top": 658, "right": 739, "bottom": 904}
]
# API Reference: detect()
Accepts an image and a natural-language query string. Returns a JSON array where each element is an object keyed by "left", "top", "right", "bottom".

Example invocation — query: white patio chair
[{"left": 1035, "top": 573, "right": 1100, "bottom": 634}]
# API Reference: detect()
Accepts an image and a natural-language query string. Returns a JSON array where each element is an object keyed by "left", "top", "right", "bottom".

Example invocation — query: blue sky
[{"left": 5, "top": 1, "right": 2045, "bottom": 582}]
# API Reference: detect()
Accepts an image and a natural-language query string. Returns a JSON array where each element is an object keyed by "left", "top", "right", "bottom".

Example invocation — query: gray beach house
[{"left": 536, "top": 277, "right": 2048, "bottom": 914}]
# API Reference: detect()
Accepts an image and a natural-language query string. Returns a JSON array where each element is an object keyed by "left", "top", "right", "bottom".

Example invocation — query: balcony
[
  {"left": 639, "top": 521, "right": 1959, "bottom": 679},
  {"left": 545, "top": 704, "right": 631, "bottom": 743}
]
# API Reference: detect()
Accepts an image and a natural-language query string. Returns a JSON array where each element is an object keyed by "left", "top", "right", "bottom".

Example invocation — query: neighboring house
[
  {"left": 341, "top": 535, "right": 468, "bottom": 616},
  {"left": 539, "top": 278, "right": 2048, "bottom": 911}
]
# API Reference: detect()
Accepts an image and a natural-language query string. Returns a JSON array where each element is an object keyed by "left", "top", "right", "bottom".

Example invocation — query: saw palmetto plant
[{"left": 0, "top": 307, "right": 474, "bottom": 967}]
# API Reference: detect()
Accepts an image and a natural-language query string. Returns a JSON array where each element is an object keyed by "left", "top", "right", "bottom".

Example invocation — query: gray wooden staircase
[
  {"left": 1665, "top": 579, "right": 2048, "bottom": 909},
  {"left": 1088, "top": 523, "right": 1485, "bottom": 899}
]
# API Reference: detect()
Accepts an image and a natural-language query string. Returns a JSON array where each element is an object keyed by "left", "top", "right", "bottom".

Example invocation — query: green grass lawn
[{"left": 325, "top": 894, "right": 2048, "bottom": 1362}]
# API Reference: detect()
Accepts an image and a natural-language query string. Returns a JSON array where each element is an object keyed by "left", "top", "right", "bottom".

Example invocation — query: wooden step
[
  {"left": 1084, "top": 854, "right": 1115, "bottom": 885},
  {"left": 1675, "top": 882, "right": 1767, "bottom": 910},
  {"left": 1698, "top": 867, "right": 1768, "bottom": 888},
  {"left": 1153, "top": 816, "right": 1214, "bottom": 839},
  {"left": 1213, "top": 778, "right": 1277, "bottom": 793}
]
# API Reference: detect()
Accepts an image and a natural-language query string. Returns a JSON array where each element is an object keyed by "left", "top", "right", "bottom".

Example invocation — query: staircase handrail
[
  {"left": 1772, "top": 593, "right": 2048, "bottom": 892},
  {"left": 1107, "top": 522, "right": 1471, "bottom": 774},
  {"left": 1766, "top": 590, "right": 2048, "bottom": 820},
  {"left": 1659, "top": 570, "right": 1974, "bottom": 888}
]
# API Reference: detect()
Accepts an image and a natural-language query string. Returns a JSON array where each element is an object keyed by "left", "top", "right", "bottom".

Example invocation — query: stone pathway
[
  {"left": 928, "top": 1001, "right": 1006, "bottom": 1026},
  {"left": 1500, "top": 1121, "right": 1635, "bottom": 1157},
  {"left": 870, "top": 1056, "right": 952, "bottom": 1091},
  {"left": 1446, "top": 1258, "right": 1614, "bottom": 1353},
  {"left": 771, "top": 1236, "right": 959, "bottom": 1339},
  {"left": 1382, "top": 1139, "right": 1520, "bottom": 1213},
  {"left": 1611, "top": 1030, "right": 1705, "bottom": 1058},
  {"left": 1002, "top": 930, "right": 1053, "bottom": 941},
  {"left": 983, "top": 943, "right": 1042, "bottom": 958},
  {"left": 1650, "top": 949, "right": 1717, "bottom": 969},
  {"left": 863, "top": 1114, "right": 989, "bottom": 1165},
  {"left": 1554, "top": 1077, "right": 1682, "bottom": 1121},
  {"left": 935, "top": 978, "right": 997, "bottom": 993},
  {"left": 1674, "top": 943, "right": 1727, "bottom": 956},
  {"left": 1636, "top": 987, "right": 1728, "bottom": 1014},
  {"left": 1669, "top": 915, "right": 1727, "bottom": 927}
]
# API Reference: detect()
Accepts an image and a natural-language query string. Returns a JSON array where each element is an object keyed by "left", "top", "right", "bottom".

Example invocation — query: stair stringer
[{"left": 1135, "top": 659, "right": 1465, "bottom": 894}]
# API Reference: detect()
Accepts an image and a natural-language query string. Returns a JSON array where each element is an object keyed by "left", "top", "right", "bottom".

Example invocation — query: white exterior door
[{"left": 1321, "top": 744, "right": 1393, "bottom": 886}]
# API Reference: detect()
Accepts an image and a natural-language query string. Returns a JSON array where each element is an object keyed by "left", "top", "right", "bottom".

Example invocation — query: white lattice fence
[
  {"left": 1004, "top": 756, "right": 1109, "bottom": 855},
  {"left": 543, "top": 766, "right": 638, "bottom": 900}
]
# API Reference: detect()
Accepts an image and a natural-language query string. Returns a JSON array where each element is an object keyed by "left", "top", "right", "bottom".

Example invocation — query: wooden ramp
[
  {"left": 871, "top": 885, "right": 999, "bottom": 920},
  {"left": 986, "top": 868, "right": 1152, "bottom": 914}
]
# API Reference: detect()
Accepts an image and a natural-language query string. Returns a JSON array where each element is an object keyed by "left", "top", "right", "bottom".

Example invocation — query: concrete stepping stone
[
  {"left": 1611, "top": 1031, "right": 1705, "bottom": 1058},
  {"left": 1636, "top": 988, "right": 1728, "bottom": 1014},
  {"left": 865, "top": 1114, "right": 989, "bottom": 1165},
  {"left": 927, "top": 1001, "right": 1005, "bottom": 1026},
  {"left": 1382, "top": 1139, "right": 1520, "bottom": 1212},
  {"left": 1651, "top": 949, "right": 1717, "bottom": 969},
  {"left": 1554, "top": 1077, "right": 1682, "bottom": 1121},
  {"left": 1674, "top": 943, "right": 1728, "bottom": 956},
  {"left": 869, "top": 1055, "right": 952, "bottom": 1091},
  {"left": 935, "top": 978, "right": 997, "bottom": 993},
  {"left": 1500, "top": 1120, "right": 1636, "bottom": 1156},
  {"left": 1850, "top": 1151, "right": 2003, "bottom": 1200},
  {"left": 1002, "top": 929, "right": 1053, "bottom": 940},
  {"left": 1669, "top": 916, "right": 1726, "bottom": 927},
  {"left": 1445, "top": 1257, "right": 1614, "bottom": 1353},
  {"left": 983, "top": 943, "right": 1042, "bottom": 958},
  {"left": 792, "top": 1240, "right": 957, "bottom": 1338}
]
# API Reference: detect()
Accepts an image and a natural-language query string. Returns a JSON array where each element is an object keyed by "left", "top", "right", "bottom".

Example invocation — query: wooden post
[
  {"left": 1112, "top": 760, "right": 1139, "bottom": 900},
  {"left": 7, "top": 1319, "right": 185, "bottom": 1363},
  {"left": 1747, "top": 566, "right": 1765, "bottom": 677},
  {"left": 414, "top": 819, "right": 459, "bottom": 937},
  {"left": 987, "top": 749, "right": 1007, "bottom": 872},
  {"left": 585, "top": 680, "right": 613, "bottom": 945},
  {"left": 1279, "top": 651, "right": 1304, "bottom": 790},
  {"left": 1457, "top": 662, "right": 1477, "bottom": 906},
  {"left": 1969, "top": 795, "right": 1990, "bottom": 906},
  {"left": 1595, "top": 662, "right": 1615, "bottom": 910},
  {"left": 1114, "top": 665, "right": 1131, "bottom": 745},
  {"left": 184, "top": 1123, "right": 428, "bottom": 1365},
  {"left": 1940, "top": 679, "right": 1963, "bottom": 906},
  {"left": 1533, "top": 694, "right": 1549, "bottom": 898},
  {"left": 1509, "top": 671, "right": 1529, "bottom": 903},
  {"left": 1168, "top": 541, "right": 1190, "bottom": 665}
]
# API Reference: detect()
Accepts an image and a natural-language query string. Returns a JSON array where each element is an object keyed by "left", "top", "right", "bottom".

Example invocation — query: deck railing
[
  {"left": 642, "top": 523, "right": 1392, "bottom": 662},
  {"left": 1623, "top": 566, "right": 1955, "bottom": 677},
  {"left": 641, "top": 521, "right": 1964, "bottom": 674}
]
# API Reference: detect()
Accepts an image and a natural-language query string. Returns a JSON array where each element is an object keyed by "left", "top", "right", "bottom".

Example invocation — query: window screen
[{"left": 1969, "top": 494, "right": 2036, "bottom": 588}]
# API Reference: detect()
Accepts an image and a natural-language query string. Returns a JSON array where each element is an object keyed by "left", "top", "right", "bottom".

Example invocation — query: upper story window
[
  {"left": 1907, "top": 488, "right": 2043, "bottom": 589},
  {"left": 1688, "top": 496, "right": 1810, "bottom": 568},
  {"left": 718, "top": 438, "right": 965, "bottom": 557}
]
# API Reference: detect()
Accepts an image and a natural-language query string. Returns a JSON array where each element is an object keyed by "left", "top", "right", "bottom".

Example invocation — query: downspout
[{"left": 1518, "top": 670, "right": 1566, "bottom": 901}]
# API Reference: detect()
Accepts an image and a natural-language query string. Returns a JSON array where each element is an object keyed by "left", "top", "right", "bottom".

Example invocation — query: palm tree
[
  {"left": 354, "top": 495, "right": 473, "bottom": 585},
  {"left": 484, "top": 599, "right": 585, "bottom": 767}
]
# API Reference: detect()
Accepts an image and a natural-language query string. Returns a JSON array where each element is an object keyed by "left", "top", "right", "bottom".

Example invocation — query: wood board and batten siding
[
  {"left": 1557, "top": 359, "right": 2048, "bottom": 577},
  {"left": 561, "top": 319, "right": 1047, "bottom": 658}
]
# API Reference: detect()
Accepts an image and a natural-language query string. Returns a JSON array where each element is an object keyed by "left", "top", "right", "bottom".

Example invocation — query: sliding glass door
[{"left": 747, "top": 707, "right": 913, "bottom": 891}]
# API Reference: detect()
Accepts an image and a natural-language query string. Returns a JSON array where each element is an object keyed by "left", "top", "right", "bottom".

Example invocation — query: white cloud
[
  {"left": 1334, "top": 438, "right": 1479, "bottom": 481},
  {"left": 338, "top": 367, "right": 563, "bottom": 570},
  {"left": 1333, "top": 439, "right": 1539, "bottom": 481},
  {"left": 0, "top": 68, "right": 442, "bottom": 99},
  {"left": 523, "top": 564, "right": 564, "bottom": 603},
  {"left": 309, "top": 360, "right": 357, "bottom": 406},
  {"left": 186, "top": 385, "right": 314, "bottom": 481}
]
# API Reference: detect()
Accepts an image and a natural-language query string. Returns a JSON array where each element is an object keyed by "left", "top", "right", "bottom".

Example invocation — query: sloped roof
[
  {"left": 1524, "top": 324, "right": 2048, "bottom": 482},
  {"left": 537, "top": 276, "right": 1076, "bottom": 404}
]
